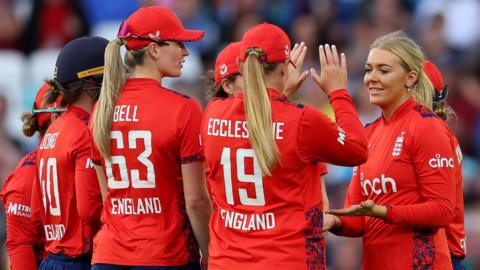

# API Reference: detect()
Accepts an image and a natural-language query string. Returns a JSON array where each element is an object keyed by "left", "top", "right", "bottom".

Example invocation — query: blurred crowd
[{"left": 0, "top": 0, "right": 479, "bottom": 269}]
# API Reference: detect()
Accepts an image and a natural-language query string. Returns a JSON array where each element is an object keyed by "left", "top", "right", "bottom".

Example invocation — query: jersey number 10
[
  {"left": 106, "top": 130, "right": 156, "bottom": 189},
  {"left": 38, "top": 158, "right": 61, "bottom": 216},
  {"left": 221, "top": 147, "right": 265, "bottom": 206}
]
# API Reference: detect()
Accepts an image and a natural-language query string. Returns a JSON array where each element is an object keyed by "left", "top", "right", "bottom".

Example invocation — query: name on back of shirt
[
  {"left": 113, "top": 105, "right": 139, "bottom": 122},
  {"left": 207, "top": 118, "right": 284, "bottom": 139},
  {"left": 40, "top": 132, "right": 59, "bottom": 150}
]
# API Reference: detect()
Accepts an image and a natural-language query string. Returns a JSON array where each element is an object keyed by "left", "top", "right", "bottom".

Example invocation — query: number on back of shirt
[
  {"left": 221, "top": 147, "right": 265, "bottom": 206},
  {"left": 38, "top": 158, "right": 61, "bottom": 216},
  {"left": 106, "top": 130, "right": 156, "bottom": 189}
]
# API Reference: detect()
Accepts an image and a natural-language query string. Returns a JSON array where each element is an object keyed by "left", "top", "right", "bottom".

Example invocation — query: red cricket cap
[
  {"left": 33, "top": 83, "right": 65, "bottom": 127},
  {"left": 423, "top": 60, "right": 444, "bottom": 95},
  {"left": 214, "top": 41, "right": 242, "bottom": 86},
  {"left": 239, "top": 23, "right": 291, "bottom": 63},
  {"left": 118, "top": 6, "right": 205, "bottom": 50}
]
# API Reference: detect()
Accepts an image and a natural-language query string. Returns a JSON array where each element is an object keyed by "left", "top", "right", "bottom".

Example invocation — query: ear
[
  {"left": 147, "top": 43, "right": 159, "bottom": 59},
  {"left": 50, "top": 113, "right": 60, "bottom": 122},
  {"left": 405, "top": 70, "right": 418, "bottom": 88},
  {"left": 221, "top": 79, "right": 234, "bottom": 95}
]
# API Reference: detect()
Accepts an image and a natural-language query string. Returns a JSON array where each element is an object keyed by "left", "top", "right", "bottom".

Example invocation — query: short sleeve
[{"left": 177, "top": 99, "right": 204, "bottom": 164}]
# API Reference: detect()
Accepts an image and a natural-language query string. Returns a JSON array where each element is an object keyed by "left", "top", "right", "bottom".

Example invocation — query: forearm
[
  {"left": 331, "top": 216, "right": 364, "bottom": 237},
  {"left": 328, "top": 90, "right": 368, "bottom": 165},
  {"left": 186, "top": 198, "right": 212, "bottom": 261},
  {"left": 6, "top": 242, "right": 38, "bottom": 270},
  {"left": 386, "top": 201, "right": 455, "bottom": 227}
]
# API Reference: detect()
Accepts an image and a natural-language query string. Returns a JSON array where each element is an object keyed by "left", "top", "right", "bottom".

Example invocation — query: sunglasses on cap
[{"left": 433, "top": 84, "right": 449, "bottom": 103}]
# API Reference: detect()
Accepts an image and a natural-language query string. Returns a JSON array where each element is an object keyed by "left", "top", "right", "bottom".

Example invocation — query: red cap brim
[{"left": 175, "top": 29, "right": 205, "bottom": 42}]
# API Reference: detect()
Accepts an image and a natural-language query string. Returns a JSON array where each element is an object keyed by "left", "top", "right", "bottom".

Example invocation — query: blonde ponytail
[
  {"left": 411, "top": 71, "right": 433, "bottom": 110},
  {"left": 92, "top": 38, "right": 125, "bottom": 161},
  {"left": 243, "top": 49, "right": 279, "bottom": 176}
]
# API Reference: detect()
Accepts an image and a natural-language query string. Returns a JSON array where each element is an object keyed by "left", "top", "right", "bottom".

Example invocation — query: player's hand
[
  {"left": 310, "top": 44, "right": 347, "bottom": 95},
  {"left": 323, "top": 213, "right": 342, "bottom": 232},
  {"left": 283, "top": 42, "right": 309, "bottom": 97},
  {"left": 326, "top": 200, "right": 387, "bottom": 219}
]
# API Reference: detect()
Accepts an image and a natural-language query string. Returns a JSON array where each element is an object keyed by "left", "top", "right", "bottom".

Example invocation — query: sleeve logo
[
  {"left": 337, "top": 126, "right": 346, "bottom": 145},
  {"left": 428, "top": 154, "right": 454, "bottom": 168}
]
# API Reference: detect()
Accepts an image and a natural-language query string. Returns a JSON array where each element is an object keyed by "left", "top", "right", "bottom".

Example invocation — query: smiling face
[
  {"left": 364, "top": 48, "right": 417, "bottom": 116},
  {"left": 154, "top": 41, "right": 189, "bottom": 78}
]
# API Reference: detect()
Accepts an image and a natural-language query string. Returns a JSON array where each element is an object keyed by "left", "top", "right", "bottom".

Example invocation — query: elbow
[
  {"left": 344, "top": 140, "right": 369, "bottom": 166},
  {"left": 185, "top": 197, "right": 212, "bottom": 214}
]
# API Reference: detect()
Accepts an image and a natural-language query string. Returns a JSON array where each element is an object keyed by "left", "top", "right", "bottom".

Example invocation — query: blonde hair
[
  {"left": 371, "top": 31, "right": 433, "bottom": 109},
  {"left": 241, "top": 48, "right": 279, "bottom": 176},
  {"left": 92, "top": 38, "right": 126, "bottom": 161}
]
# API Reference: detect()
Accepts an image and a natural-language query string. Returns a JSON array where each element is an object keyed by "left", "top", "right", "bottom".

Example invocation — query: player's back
[
  {"left": 35, "top": 106, "right": 95, "bottom": 257},
  {"left": 202, "top": 89, "right": 327, "bottom": 270},
  {"left": 92, "top": 78, "right": 201, "bottom": 266}
]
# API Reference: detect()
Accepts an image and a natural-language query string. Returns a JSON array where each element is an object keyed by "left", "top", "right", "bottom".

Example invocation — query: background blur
[{"left": 0, "top": 0, "right": 478, "bottom": 269}]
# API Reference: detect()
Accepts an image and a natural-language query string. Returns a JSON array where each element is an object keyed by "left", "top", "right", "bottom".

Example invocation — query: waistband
[{"left": 47, "top": 253, "right": 92, "bottom": 262}]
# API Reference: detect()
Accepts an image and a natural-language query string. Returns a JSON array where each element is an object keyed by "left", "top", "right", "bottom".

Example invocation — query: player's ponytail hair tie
[{"left": 246, "top": 48, "right": 267, "bottom": 64}]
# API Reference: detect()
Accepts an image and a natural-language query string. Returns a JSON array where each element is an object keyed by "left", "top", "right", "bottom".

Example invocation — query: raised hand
[
  {"left": 283, "top": 42, "right": 309, "bottom": 97},
  {"left": 326, "top": 200, "right": 387, "bottom": 219},
  {"left": 310, "top": 44, "right": 348, "bottom": 95}
]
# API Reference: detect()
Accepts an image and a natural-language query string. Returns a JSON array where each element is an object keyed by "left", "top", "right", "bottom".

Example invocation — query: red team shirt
[
  {"left": 1, "top": 149, "right": 45, "bottom": 269},
  {"left": 337, "top": 98, "right": 457, "bottom": 269},
  {"left": 201, "top": 88, "right": 367, "bottom": 270},
  {"left": 91, "top": 78, "right": 203, "bottom": 266},
  {"left": 31, "top": 106, "right": 102, "bottom": 257}
]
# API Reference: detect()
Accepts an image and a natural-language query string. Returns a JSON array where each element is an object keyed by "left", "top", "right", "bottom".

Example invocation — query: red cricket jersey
[
  {"left": 201, "top": 88, "right": 367, "bottom": 270},
  {"left": 31, "top": 106, "right": 102, "bottom": 258},
  {"left": 447, "top": 135, "right": 466, "bottom": 259},
  {"left": 90, "top": 78, "right": 203, "bottom": 266},
  {"left": 337, "top": 98, "right": 456, "bottom": 269},
  {"left": 1, "top": 149, "right": 45, "bottom": 270}
]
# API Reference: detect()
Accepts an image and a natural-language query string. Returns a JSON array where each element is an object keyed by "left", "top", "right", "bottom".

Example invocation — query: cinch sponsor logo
[
  {"left": 360, "top": 173, "right": 398, "bottom": 196},
  {"left": 428, "top": 154, "right": 454, "bottom": 168}
]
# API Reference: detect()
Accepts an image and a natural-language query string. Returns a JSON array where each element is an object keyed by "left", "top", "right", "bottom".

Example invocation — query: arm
[
  {"left": 73, "top": 128, "right": 102, "bottom": 229},
  {"left": 2, "top": 168, "right": 39, "bottom": 270},
  {"left": 182, "top": 161, "right": 212, "bottom": 263},
  {"left": 385, "top": 121, "right": 456, "bottom": 227},
  {"left": 95, "top": 165, "right": 108, "bottom": 202},
  {"left": 178, "top": 99, "right": 211, "bottom": 263},
  {"left": 298, "top": 98, "right": 368, "bottom": 166}
]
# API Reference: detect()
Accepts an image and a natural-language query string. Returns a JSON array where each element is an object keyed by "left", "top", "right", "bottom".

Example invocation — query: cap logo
[
  {"left": 148, "top": 31, "right": 160, "bottom": 40},
  {"left": 219, "top": 64, "right": 228, "bottom": 76},
  {"left": 53, "top": 66, "right": 58, "bottom": 79},
  {"left": 284, "top": 45, "right": 290, "bottom": 57}
]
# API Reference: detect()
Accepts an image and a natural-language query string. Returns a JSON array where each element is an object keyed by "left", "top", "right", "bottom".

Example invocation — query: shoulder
[
  {"left": 409, "top": 104, "right": 446, "bottom": 133},
  {"left": 20, "top": 150, "right": 37, "bottom": 167},
  {"left": 273, "top": 96, "right": 307, "bottom": 110}
]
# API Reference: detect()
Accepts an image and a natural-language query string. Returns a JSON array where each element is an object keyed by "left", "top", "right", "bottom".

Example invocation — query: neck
[
  {"left": 265, "top": 71, "right": 285, "bottom": 93},
  {"left": 71, "top": 91, "right": 94, "bottom": 113},
  {"left": 131, "top": 62, "right": 162, "bottom": 83},
  {"left": 381, "top": 94, "right": 411, "bottom": 121}
]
